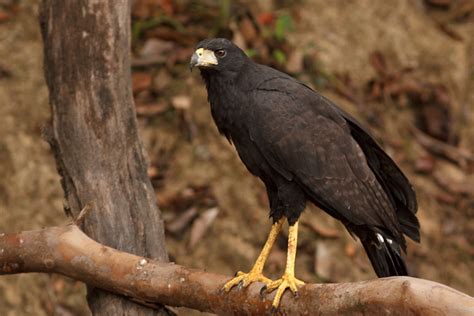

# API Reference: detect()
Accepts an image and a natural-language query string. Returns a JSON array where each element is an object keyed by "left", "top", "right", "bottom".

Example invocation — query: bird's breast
[{"left": 207, "top": 84, "right": 247, "bottom": 136}]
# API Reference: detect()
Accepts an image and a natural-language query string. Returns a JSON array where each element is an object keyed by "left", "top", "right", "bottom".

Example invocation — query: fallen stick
[{"left": 1, "top": 225, "right": 472, "bottom": 315}]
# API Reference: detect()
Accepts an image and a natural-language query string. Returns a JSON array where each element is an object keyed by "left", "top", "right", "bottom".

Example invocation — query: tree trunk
[{"left": 39, "top": 1, "right": 170, "bottom": 315}]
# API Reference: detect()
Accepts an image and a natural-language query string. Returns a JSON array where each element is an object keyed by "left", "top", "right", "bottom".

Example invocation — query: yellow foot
[
  {"left": 223, "top": 271, "right": 272, "bottom": 291},
  {"left": 265, "top": 273, "right": 304, "bottom": 308}
]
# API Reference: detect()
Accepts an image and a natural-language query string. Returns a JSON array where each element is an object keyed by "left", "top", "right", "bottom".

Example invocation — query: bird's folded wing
[{"left": 247, "top": 84, "right": 401, "bottom": 235}]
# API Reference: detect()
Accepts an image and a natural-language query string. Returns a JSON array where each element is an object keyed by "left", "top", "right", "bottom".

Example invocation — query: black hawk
[{"left": 190, "top": 38, "right": 420, "bottom": 308}]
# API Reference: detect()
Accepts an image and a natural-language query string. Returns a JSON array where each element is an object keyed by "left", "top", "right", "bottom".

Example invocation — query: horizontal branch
[{"left": 0, "top": 226, "right": 472, "bottom": 315}]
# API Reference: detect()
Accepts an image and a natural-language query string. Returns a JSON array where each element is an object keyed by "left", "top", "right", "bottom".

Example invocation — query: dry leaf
[
  {"left": 314, "top": 240, "right": 332, "bottom": 280},
  {"left": 0, "top": 10, "right": 10, "bottom": 23},
  {"left": 136, "top": 101, "right": 169, "bottom": 117},
  {"left": 151, "top": 68, "right": 172, "bottom": 94},
  {"left": 132, "top": 72, "right": 152, "bottom": 94},
  {"left": 415, "top": 85, "right": 453, "bottom": 144},
  {"left": 433, "top": 162, "right": 474, "bottom": 196},
  {"left": 0, "top": 65, "right": 12, "bottom": 79},
  {"left": 425, "top": 0, "right": 452, "bottom": 7},
  {"left": 286, "top": 50, "right": 304, "bottom": 74},
  {"left": 435, "top": 192, "right": 457, "bottom": 205},
  {"left": 411, "top": 125, "right": 473, "bottom": 168},
  {"left": 173, "top": 46, "right": 194, "bottom": 64},
  {"left": 239, "top": 17, "right": 258, "bottom": 43},
  {"left": 257, "top": 12, "right": 275, "bottom": 26},
  {"left": 267, "top": 247, "right": 286, "bottom": 272},
  {"left": 147, "top": 166, "right": 159, "bottom": 178},
  {"left": 54, "top": 305, "right": 77, "bottom": 316},
  {"left": 172, "top": 95, "right": 191, "bottom": 110},
  {"left": 369, "top": 51, "right": 390, "bottom": 78},
  {"left": 188, "top": 207, "right": 219, "bottom": 248},
  {"left": 414, "top": 154, "right": 436, "bottom": 174},
  {"left": 158, "top": 0, "right": 174, "bottom": 16},
  {"left": 345, "top": 243, "right": 356, "bottom": 258},
  {"left": 132, "top": 39, "right": 174, "bottom": 67},
  {"left": 140, "top": 39, "right": 174, "bottom": 58},
  {"left": 167, "top": 207, "right": 198, "bottom": 235},
  {"left": 301, "top": 220, "right": 340, "bottom": 239},
  {"left": 436, "top": 22, "right": 464, "bottom": 41},
  {"left": 52, "top": 278, "right": 65, "bottom": 293},
  {"left": 231, "top": 24, "right": 247, "bottom": 52},
  {"left": 132, "top": 0, "right": 160, "bottom": 19}
]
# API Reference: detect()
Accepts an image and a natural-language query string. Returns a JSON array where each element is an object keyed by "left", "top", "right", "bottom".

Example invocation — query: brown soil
[{"left": 0, "top": 1, "right": 472, "bottom": 315}]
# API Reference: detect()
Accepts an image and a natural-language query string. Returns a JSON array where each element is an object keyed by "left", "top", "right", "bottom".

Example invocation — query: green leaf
[
  {"left": 274, "top": 14, "right": 293, "bottom": 41},
  {"left": 273, "top": 49, "right": 286, "bottom": 65},
  {"left": 245, "top": 48, "right": 257, "bottom": 58}
]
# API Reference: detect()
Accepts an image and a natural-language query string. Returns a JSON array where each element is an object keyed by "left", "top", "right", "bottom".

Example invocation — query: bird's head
[{"left": 189, "top": 38, "right": 248, "bottom": 74}]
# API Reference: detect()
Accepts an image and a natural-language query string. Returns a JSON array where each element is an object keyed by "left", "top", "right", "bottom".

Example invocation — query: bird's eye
[{"left": 215, "top": 49, "right": 226, "bottom": 58}]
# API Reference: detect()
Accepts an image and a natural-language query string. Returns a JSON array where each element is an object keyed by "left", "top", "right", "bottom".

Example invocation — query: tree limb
[{"left": 1, "top": 226, "right": 472, "bottom": 316}]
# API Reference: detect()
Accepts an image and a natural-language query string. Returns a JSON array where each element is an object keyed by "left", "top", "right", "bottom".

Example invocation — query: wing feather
[{"left": 247, "top": 79, "right": 403, "bottom": 240}]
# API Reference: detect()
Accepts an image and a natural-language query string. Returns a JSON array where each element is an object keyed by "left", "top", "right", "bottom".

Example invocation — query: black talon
[
  {"left": 270, "top": 306, "right": 278, "bottom": 315},
  {"left": 259, "top": 285, "right": 268, "bottom": 299},
  {"left": 234, "top": 271, "right": 239, "bottom": 277}
]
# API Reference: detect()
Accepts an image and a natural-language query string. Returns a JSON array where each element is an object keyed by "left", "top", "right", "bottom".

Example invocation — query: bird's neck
[{"left": 200, "top": 70, "right": 246, "bottom": 138}]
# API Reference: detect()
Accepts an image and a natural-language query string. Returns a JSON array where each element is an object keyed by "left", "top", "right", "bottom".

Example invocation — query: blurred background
[{"left": 0, "top": 0, "right": 473, "bottom": 315}]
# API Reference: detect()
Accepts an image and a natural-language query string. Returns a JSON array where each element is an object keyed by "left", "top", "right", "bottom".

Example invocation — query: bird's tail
[{"left": 360, "top": 230, "right": 408, "bottom": 277}]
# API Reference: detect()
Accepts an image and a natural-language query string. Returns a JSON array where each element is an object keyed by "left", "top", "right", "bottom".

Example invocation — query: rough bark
[
  {"left": 1, "top": 225, "right": 473, "bottom": 316},
  {"left": 39, "top": 1, "right": 169, "bottom": 315}
]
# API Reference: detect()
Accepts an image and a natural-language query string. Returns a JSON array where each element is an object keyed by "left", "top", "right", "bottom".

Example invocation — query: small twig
[
  {"left": 74, "top": 204, "right": 92, "bottom": 226},
  {"left": 410, "top": 125, "right": 474, "bottom": 169}
]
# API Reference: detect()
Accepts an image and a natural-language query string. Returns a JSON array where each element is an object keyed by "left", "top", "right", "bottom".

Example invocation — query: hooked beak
[{"left": 189, "top": 48, "right": 218, "bottom": 71}]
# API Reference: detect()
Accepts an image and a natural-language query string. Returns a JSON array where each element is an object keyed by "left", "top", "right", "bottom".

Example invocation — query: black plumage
[{"left": 191, "top": 38, "right": 420, "bottom": 278}]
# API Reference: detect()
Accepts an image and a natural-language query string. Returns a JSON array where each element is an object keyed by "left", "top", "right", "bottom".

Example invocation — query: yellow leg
[
  {"left": 265, "top": 220, "right": 304, "bottom": 308},
  {"left": 223, "top": 218, "right": 284, "bottom": 291}
]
